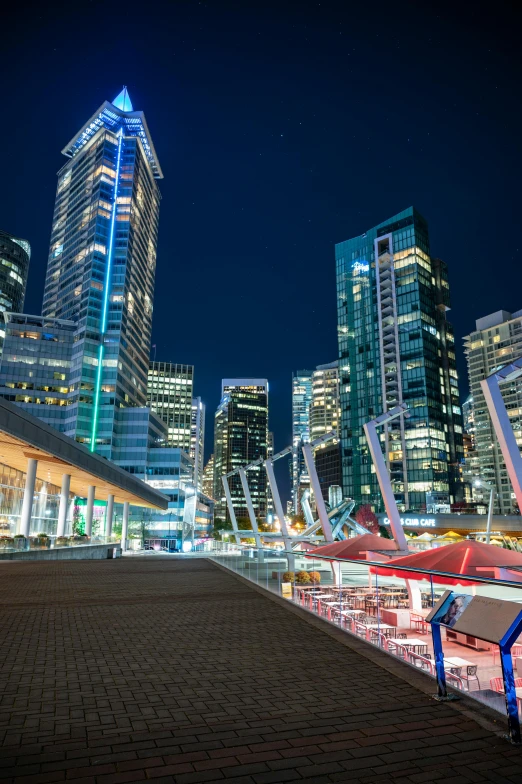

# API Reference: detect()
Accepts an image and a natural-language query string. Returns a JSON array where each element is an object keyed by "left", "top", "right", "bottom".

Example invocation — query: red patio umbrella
[
  {"left": 305, "top": 534, "right": 398, "bottom": 561},
  {"left": 370, "top": 539, "right": 522, "bottom": 586}
]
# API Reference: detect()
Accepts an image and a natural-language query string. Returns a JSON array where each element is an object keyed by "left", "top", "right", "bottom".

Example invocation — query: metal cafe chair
[
  {"left": 461, "top": 665, "right": 480, "bottom": 691},
  {"left": 408, "top": 651, "right": 434, "bottom": 674},
  {"left": 493, "top": 643, "right": 522, "bottom": 665},
  {"left": 490, "top": 677, "right": 504, "bottom": 693},
  {"left": 446, "top": 671, "right": 464, "bottom": 690},
  {"left": 354, "top": 621, "right": 368, "bottom": 639}
]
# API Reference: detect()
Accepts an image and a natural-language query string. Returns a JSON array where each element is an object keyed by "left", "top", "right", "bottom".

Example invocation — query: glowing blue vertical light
[{"left": 90, "top": 128, "right": 124, "bottom": 452}]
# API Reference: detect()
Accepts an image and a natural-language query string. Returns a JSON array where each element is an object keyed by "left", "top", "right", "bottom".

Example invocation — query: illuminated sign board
[
  {"left": 352, "top": 260, "right": 369, "bottom": 274},
  {"left": 383, "top": 517, "right": 436, "bottom": 528}
]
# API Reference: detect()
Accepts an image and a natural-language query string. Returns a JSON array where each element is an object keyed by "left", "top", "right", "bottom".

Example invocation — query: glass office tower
[
  {"left": 147, "top": 362, "right": 194, "bottom": 450},
  {"left": 213, "top": 380, "right": 269, "bottom": 521},
  {"left": 0, "top": 230, "right": 31, "bottom": 315},
  {"left": 291, "top": 369, "right": 313, "bottom": 513},
  {"left": 42, "top": 87, "right": 162, "bottom": 456},
  {"left": 336, "top": 207, "right": 463, "bottom": 512},
  {"left": 190, "top": 397, "right": 205, "bottom": 491},
  {"left": 464, "top": 309, "right": 522, "bottom": 514}
]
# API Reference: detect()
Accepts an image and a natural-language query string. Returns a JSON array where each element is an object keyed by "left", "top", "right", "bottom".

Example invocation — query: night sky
[{"left": 2, "top": 1, "right": 521, "bottom": 498}]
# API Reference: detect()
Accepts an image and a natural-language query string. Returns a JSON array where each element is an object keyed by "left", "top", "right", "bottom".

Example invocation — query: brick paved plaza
[{"left": 0, "top": 557, "right": 521, "bottom": 783}]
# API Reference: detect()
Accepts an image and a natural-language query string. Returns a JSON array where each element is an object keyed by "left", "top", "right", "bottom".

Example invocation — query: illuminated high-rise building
[
  {"left": 0, "top": 230, "right": 30, "bottom": 315},
  {"left": 464, "top": 309, "right": 522, "bottom": 514},
  {"left": 336, "top": 207, "right": 464, "bottom": 512},
  {"left": 310, "top": 361, "right": 340, "bottom": 441},
  {"left": 40, "top": 87, "right": 162, "bottom": 456},
  {"left": 202, "top": 454, "right": 215, "bottom": 500},
  {"left": 147, "top": 362, "right": 194, "bottom": 449},
  {"left": 213, "top": 379, "right": 269, "bottom": 521},
  {"left": 291, "top": 369, "right": 313, "bottom": 512},
  {"left": 191, "top": 397, "right": 205, "bottom": 490}
]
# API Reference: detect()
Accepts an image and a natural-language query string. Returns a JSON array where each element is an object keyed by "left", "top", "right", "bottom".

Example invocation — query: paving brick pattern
[{"left": 0, "top": 557, "right": 520, "bottom": 783}]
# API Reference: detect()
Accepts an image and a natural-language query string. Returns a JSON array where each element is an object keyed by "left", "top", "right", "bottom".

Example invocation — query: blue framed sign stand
[{"left": 428, "top": 592, "right": 522, "bottom": 745}]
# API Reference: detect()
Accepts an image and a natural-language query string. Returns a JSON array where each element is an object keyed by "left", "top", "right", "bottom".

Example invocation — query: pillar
[
  {"left": 85, "top": 485, "right": 95, "bottom": 537},
  {"left": 106, "top": 494, "right": 114, "bottom": 537},
  {"left": 67, "top": 498, "right": 75, "bottom": 535},
  {"left": 56, "top": 473, "right": 71, "bottom": 537},
  {"left": 121, "top": 501, "right": 129, "bottom": 552},
  {"left": 19, "top": 458, "right": 38, "bottom": 537}
]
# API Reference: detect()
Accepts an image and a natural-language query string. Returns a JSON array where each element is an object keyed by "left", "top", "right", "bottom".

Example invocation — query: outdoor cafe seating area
[{"left": 293, "top": 582, "right": 522, "bottom": 712}]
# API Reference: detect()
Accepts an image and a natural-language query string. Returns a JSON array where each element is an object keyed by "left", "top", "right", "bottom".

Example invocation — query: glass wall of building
[
  {"left": 0, "top": 462, "right": 60, "bottom": 537},
  {"left": 336, "top": 207, "right": 464, "bottom": 513},
  {"left": 213, "top": 380, "right": 269, "bottom": 521},
  {"left": 0, "top": 230, "right": 30, "bottom": 316}
]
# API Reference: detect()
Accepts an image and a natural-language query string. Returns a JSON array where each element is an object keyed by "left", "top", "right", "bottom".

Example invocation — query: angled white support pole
[
  {"left": 238, "top": 468, "right": 263, "bottom": 551},
  {"left": 481, "top": 358, "right": 522, "bottom": 518},
  {"left": 221, "top": 474, "right": 241, "bottom": 544},
  {"left": 301, "top": 433, "right": 335, "bottom": 542},
  {"left": 265, "top": 447, "right": 295, "bottom": 569},
  {"left": 363, "top": 404, "right": 409, "bottom": 552},
  {"left": 301, "top": 489, "right": 317, "bottom": 531}
]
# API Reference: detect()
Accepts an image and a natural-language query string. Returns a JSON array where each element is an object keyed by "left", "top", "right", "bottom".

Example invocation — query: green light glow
[{"left": 90, "top": 129, "right": 123, "bottom": 453}]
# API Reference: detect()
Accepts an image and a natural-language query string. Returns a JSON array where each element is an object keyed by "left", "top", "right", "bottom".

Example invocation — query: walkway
[{"left": 0, "top": 557, "right": 520, "bottom": 783}]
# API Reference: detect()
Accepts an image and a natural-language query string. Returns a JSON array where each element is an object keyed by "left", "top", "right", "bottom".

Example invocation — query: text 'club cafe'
[{"left": 377, "top": 513, "right": 522, "bottom": 537}]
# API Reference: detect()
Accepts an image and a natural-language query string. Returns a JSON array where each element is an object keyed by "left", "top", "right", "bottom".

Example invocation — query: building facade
[
  {"left": 202, "top": 454, "right": 215, "bottom": 500},
  {"left": 0, "top": 313, "right": 76, "bottom": 432},
  {"left": 213, "top": 379, "right": 269, "bottom": 521},
  {"left": 147, "top": 362, "right": 194, "bottom": 449},
  {"left": 0, "top": 230, "right": 30, "bottom": 316},
  {"left": 38, "top": 87, "right": 162, "bottom": 456},
  {"left": 336, "top": 207, "right": 464, "bottom": 513},
  {"left": 190, "top": 397, "right": 205, "bottom": 490},
  {"left": 315, "top": 441, "right": 343, "bottom": 505},
  {"left": 291, "top": 369, "right": 313, "bottom": 512},
  {"left": 464, "top": 309, "right": 522, "bottom": 514},
  {"left": 137, "top": 448, "right": 213, "bottom": 548},
  {"left": 310, "top": 361, "right": 340, "bottom": 441}
]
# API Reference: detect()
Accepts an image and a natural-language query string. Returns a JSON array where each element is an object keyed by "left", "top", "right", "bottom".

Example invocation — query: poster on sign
[
  {"left": 428, "top": 591, "right": 472, "bottom": 628},
  {"left": 428, "top": 591, "right": 522, "bottom": 644}
]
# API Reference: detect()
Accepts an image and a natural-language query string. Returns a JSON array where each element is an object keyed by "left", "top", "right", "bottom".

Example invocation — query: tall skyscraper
[
  {"left": 336, "top": 207, "right": 463, "bottom": 512},
  {"left": 310, "top": 361, "right": 342, "bottom": 506},
  {"left": 202, "top": 454, "right": 215, "bottom": 499},
  {"left": 291, "top": 369, "right": 313, "bottom": 512},
  {"left": 213, "top": 379, "right": 269, "bottom": 521},
  {"left": 464, "top": 308, "right": 522, "bottom": 514},
  {"left": 310, "top": 361, "right": 340, "bottom": 441},
  {"left": 147, "top": 362, "right": 194, "bottom": 449},
  {"left": 190, "top": 397, "right": 205, "bottom": 490},
  {"left": 0, "top": 230, "right": 30, "bottom": 315},
  {"left": 40, "top": 86, "right": 162, "bottom": 456}
]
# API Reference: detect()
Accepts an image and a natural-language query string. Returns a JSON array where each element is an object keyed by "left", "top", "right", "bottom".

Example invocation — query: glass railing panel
[{"left": 209, "top": 543, "right": 522, "bottom": 723}]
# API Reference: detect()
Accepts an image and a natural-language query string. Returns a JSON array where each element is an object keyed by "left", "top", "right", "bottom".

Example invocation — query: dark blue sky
[{"left": 2, "top": 1, "right": 521, "bottom": 497}]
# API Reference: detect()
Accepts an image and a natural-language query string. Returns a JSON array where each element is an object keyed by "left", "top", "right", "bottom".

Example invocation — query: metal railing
[{"left": 208, "top": 542, "right": 522, "bottom": 739}]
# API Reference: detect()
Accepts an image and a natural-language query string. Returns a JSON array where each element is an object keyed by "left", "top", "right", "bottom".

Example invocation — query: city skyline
[{"left": 1, "top": 2, "right": 521, "bottom": 500}]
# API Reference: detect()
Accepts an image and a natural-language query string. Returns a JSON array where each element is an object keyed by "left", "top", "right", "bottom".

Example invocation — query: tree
[
  {"left": 211, "top": 518, "right": 228, "bottom": 541},
  {"left": 355, "top": 504, "right": 379, "bottom": 535},
  {"left": 72, "top": 504, "right": 84, "bottom": 536}
]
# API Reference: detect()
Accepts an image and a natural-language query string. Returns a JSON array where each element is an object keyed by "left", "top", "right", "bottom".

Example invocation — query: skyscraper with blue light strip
[{"left": 42, "top": 87, "right": 162, "bottom": 456}]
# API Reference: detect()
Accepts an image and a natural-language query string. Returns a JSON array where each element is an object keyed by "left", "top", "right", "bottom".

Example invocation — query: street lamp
[{"left": 474, "top": 479, "right": 495, "bottom": 544}]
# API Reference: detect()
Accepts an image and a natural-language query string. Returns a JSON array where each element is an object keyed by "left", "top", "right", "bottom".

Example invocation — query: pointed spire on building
[{"left": 112, "top": 86, "right": 133, "bottom": 112}]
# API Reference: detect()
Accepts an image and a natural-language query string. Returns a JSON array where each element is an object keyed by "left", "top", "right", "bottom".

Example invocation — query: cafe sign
[{"left": 383, "top": 517, "right": 436, "bottom": 528}]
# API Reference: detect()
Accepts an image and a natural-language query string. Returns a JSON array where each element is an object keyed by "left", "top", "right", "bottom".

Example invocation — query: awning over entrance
[{"left": 0, "top": 398, "right": 167, "bottom": 509}]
